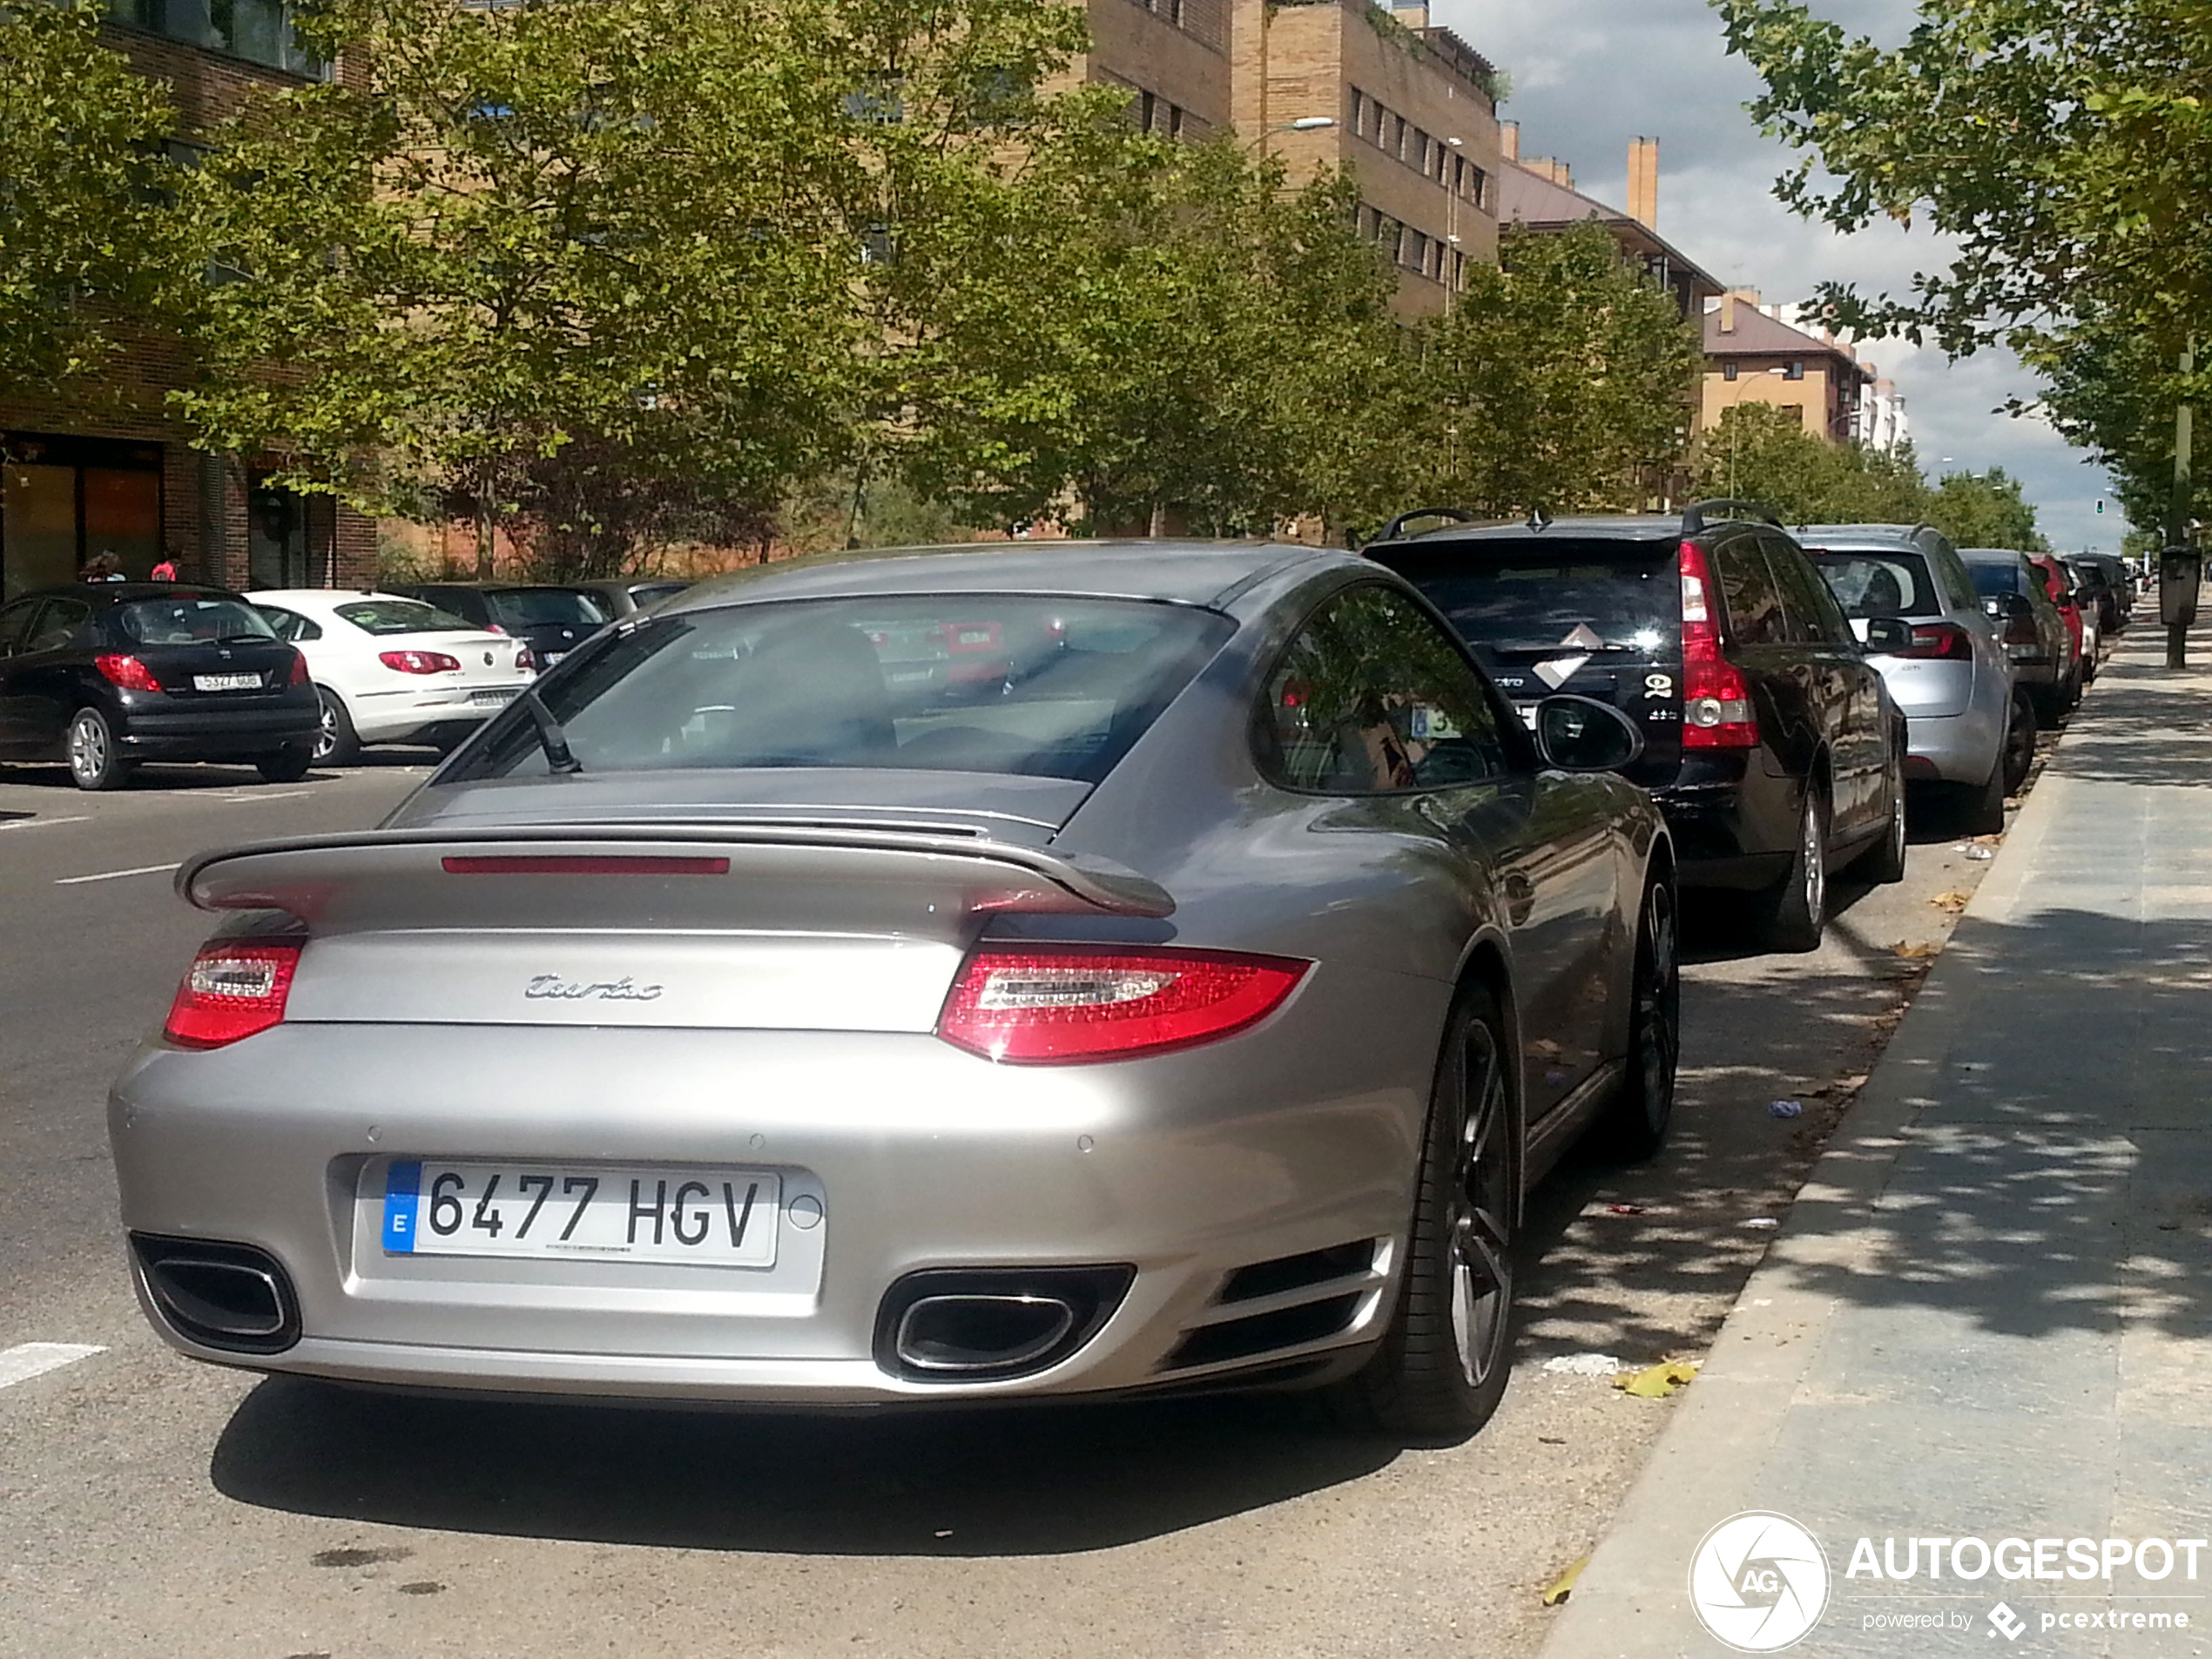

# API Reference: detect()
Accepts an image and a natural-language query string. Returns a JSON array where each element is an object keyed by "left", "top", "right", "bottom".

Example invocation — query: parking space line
[
  {"left": 0, "top": 1344, "right": 105, "bottom": 1391},
  {"left": 0, "top": 815, "right": 91, "bottom": 833},
  {"left": 55, "top": 862, "right": 181, "bottom": 886}
]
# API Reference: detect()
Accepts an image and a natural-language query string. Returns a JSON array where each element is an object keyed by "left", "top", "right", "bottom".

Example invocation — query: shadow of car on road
[{"left": 208, "top": 1373, "right": 1400, "bottom": 1556}]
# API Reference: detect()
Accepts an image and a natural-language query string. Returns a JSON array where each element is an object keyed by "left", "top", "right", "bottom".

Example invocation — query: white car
[{"left": 248, "top": 590, "right": 536, "bottom": 765}]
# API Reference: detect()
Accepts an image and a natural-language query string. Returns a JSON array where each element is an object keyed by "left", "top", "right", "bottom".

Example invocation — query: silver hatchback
[
  {"left": 111, "top": 542, "right": 1677, "bottom": 1441},
  {"left": 1799, "top": 525, "right": 2032, "bottom": 831}
]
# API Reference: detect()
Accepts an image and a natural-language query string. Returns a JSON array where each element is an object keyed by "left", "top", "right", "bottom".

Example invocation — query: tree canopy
[{"left": 0, "top": 1, "right": 179, "bottom": 404}]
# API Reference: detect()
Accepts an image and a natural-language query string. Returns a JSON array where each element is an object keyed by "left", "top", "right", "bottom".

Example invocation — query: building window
[
  {"left": 1, "top": 435, "right": 165, "bottom": 597},
  {"left": 1140, "top": 90, "right": 1157, "bottom": 132},
  {"left": 1784, "top": 361, "right": 1805, "bottom": 381},
  {"left": 107, "top": 0, "right": 323, "bottom": 77},
  {"left": 1723, "top": 362, "right": 1739, "bottom": 381}
]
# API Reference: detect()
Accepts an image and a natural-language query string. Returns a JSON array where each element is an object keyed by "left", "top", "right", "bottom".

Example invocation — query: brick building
[
  {"left": 1083, "top": 0, "right": 1503, "bottom": 315},
  {"left": 1495, "top": 132, "right": 1724, "bottom": 321},
  {"left": 0, "top": 2, "right": 375, "bottom": 603},
  {"left": 1701, "top": 290, "right": 1872, "bottom": 444}
]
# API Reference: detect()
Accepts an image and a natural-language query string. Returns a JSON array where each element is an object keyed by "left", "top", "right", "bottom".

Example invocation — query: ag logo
[{"left": 1688, "top": 1511, "right": 1831, "bottom": 1651}]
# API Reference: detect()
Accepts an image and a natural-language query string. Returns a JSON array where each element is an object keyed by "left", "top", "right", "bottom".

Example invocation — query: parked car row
[{"left": 0, "top": 577, "right": 691, "bottom": 787}]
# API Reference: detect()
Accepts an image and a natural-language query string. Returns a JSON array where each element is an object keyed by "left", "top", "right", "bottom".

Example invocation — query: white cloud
[{"left": 1440, "top": 0, "right": 2123, "bottom": 550}]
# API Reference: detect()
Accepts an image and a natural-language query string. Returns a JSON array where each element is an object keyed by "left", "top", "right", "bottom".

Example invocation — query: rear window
[
  {"left": 488, "top": 589, "right": 610, "bottom": 628},
  {"left": 627, "top": 583, "right": 688, "bottom": 606},
  {"left": 116, "top": 597, "right": 275, "bottom": 645},
  {"left": 457, "top": 597, "right": 1233, "bottom": 783},
  {"left": 1804, "top": 551, "right": 1938, "bottom": 617},
  {"left": 1375, "top": 543, "right": 1681, "bottom": 654},
  {"left": 334, "top": 599, "right": 474, "bottom": 636},
  {"left": 1966, "top": 561, "right": 2027, "bottom": 598}
]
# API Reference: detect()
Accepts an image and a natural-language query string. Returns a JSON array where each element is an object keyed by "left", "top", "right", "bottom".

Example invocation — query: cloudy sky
[{"left": 1434, "top": 0, "right": 2125, "bottom": 552}]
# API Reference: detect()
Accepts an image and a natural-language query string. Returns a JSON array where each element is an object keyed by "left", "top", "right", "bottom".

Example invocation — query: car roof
[
  {"left": 405, "top": 580, "right": 583, "bottom": 593},
  {"left": 247, "top": 588, "right": 411, "bottom": 606},
  {"left": 1378, "top": 516, "right": 1692, "bottom": 549},
  {"left": 1958, "top": 547, "right": 2033, "bottom": 563},
  {"left": 662, "top": 540, "right": 1355, "bottom": 612},
  {"left": 1794, "top": 527, "right": 1928, "bottom": 553},
  {"left": 11, "top": 583, "right": 241, "bottom": 605}
]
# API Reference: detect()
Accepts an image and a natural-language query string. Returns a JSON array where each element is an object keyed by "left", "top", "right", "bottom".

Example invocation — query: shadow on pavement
[{"left": 208, "top": 1376, "right": 1396, "bottom": 1554}]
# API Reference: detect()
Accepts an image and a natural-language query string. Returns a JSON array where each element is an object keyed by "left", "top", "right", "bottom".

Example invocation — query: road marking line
[
  {"left": 55, "top": 862, "right": 181, "bottom": 886},
  {"left": 0, "top": 814, "right": 91, "bottom": 833},
  {"left": 217, "top": 790, "right": 316, "bottom": 803},
  {"left": 0, "top": 1344, "right": 105, "bottom": 1390}
]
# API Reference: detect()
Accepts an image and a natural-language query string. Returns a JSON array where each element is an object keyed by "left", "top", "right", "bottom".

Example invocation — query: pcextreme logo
[{"left": 1689, "top": 1511, "right": 1832, "bottom": 1652}]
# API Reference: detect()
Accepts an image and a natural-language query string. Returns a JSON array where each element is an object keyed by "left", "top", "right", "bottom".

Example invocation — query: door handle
[{"left": 1501, "top": 873, "right": 1536, "bottom": 926}]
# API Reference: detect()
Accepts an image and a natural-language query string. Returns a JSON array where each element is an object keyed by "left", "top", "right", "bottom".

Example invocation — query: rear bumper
[
  {"left": 116, "top": 701, "right": 319, "bottom": 757},
  {"left": 1652, "top": 755, "right": 1799, "bottom": 888},
  {"left": 347, "top": 682, "right": 524, "bottom": 744},
  {"left": 107, "top": 1002, "right": 1433, "bottom": 1404}
]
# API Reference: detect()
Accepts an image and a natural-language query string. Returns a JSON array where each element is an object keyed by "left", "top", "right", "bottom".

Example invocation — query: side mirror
[
  {"left": 1862, "top": 617, "right": 1914, "bottom": 654},
  {"left": 1534, "top": 695, "right": 1643, "bottom": 772}
]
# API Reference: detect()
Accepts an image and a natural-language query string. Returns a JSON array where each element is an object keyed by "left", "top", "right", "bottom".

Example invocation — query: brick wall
[{"left": 1082, "top": 0, "right": 1232, "bottom": 132}]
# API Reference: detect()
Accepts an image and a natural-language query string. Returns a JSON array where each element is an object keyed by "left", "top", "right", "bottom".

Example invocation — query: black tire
[
  {"left": 65, "top": 707, "right": 131, "bottom": 792},
  {"left": 256, "top": 745, "right": 314, "bottom": 784},
  {"left": 1999, "top": 690, "right": 2037, "bottom": 798},
  {"left": 313, "top": 687, "right": 360, "bottom": 766},
  {"left": 1589, "top": 878, "right": 1680, "bottom": 1162},
  {"left": 1959, "top": 756, "right": 2007, "bottom": 836},
  {"left": 1335, "top": 982, "right": 1515, "bottom": 1441},
  {"left": 1756, "top": 785, "right": 1828, "bottom": 953},
  {"left": 1856, "top": 742, "right": 1908, "bottom": 886},
  {"left": 2060, "top": 662, "right": 2084, "bottom": 712},
  {"left": 2029, "top": 684, "right": 2064, "bottom": 731}
]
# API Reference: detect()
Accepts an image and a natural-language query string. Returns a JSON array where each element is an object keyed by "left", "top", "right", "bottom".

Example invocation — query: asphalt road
[{"left": 0, "top": 743, "right": 2033, "bottom": 1659}]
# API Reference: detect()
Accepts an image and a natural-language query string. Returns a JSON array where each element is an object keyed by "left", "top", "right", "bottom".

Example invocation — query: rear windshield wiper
[{"left": 517, "top": 687, "right": 582, "bottom": 774}]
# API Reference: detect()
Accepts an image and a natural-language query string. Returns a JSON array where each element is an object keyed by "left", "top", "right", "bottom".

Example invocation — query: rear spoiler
[{"left": 179, "top": 825, "right": 1174, "bottom": 924}]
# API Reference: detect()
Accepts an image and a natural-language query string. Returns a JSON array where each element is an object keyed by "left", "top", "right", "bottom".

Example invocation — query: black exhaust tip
[
  {"left": 131, "top": 1233, "right": 300, "bottom": 1354},
  {"left": 875, "top": 1266, "right": 1132, "bottom": 1383}
]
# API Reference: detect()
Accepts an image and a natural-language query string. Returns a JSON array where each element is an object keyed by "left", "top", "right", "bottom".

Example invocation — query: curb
[{"left": 1532, "top": 688, "right": 2091, "bottom": 1657}]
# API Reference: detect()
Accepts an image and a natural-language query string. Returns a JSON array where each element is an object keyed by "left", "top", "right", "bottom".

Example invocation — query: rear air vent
[
  {"left": 1218, "top": 1239, "right": 1375, "bottom": 1305},
  {"left": 1163, "top": 1295, "right": 1365, "bottom": 1372}
]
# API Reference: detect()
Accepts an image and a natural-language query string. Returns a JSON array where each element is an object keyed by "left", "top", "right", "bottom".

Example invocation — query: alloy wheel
[
  {"left": 69, "top": 713, "right": 108, "bottom": 786},
  {"left": 1635, "top": 885, "right": 1681, "bottom": 1124},
  {"left": 1801, "top": 796, "right": 1826, "bottom": 925},
  {"left": 314, "top": 697, "right": 340, "bottom": 762},
  {"left": 1447, "top": 1021, "right": 1514, "bottom": 1390}
]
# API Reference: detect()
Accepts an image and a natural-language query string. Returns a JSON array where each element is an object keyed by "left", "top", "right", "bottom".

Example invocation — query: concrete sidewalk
[{"left": 1540, "top": 619, "right": 2212, "bottom": 1657}]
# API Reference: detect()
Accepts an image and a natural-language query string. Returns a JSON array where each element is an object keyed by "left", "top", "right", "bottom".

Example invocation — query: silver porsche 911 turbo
[{"left": 110, "top": 540, "right": 1677, "bottom": 1439}]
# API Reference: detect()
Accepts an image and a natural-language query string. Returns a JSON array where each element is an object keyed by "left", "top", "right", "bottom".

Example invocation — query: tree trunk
[
  {"left": 475, "top": 498, "right": 496, "bottom": 583},
  {"left": 1148, "top": 501, "right": 1168, "bottom": 539}
]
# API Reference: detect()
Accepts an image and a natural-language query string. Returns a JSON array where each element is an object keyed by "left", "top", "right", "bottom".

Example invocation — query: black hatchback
[
  {"left": 0, "top": 584, "right": 319, "bottom": 790},
  {"left": 391, "top": 583, "right": 613, "bottom": 669},
  {"left": 1367, "top": 502, "right": 1908, "bottom": 949}
]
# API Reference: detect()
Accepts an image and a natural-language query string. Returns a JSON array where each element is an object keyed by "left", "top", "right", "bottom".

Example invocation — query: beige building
[
  {"left": 1701, "top": 291, "right": 1872, "bottom": 444},
  {"left": 1080, "top": 0, "right": 1503, "bottom": 315},
  {"left": 1495, "top": 132, "right": 1723, "bottom": 321}
]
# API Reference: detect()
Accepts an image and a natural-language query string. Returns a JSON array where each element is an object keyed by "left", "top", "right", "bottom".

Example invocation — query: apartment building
[
  {"left": 1701, "top": 290, "right": 1873, "bottom": 444},
  {"left": 1495, "top": 132, "right": 1723, "bottom": 321},
  {"left": 0, "top": 2, "right": 375, "bottom": 602},
  {"left": 1083, "top": 0, "right": 1503, "bottom": 314}
]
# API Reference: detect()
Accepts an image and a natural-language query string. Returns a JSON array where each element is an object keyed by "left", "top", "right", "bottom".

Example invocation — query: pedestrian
[
  {"left": 150, "top": 556, "right": 178, "bottom": 582},
  {"left": 78, "top": 550, "right": 124, "bottom": 583}
]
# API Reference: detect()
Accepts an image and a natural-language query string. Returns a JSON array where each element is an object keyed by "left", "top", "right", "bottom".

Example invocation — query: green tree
[
  {"left": 1690, "top": 402, "right": 1861, "bottom": 521},
  {"left": 0, "top": 0, "right": 179, "bottom": 402},
  {"left": 1712, "top": 0, "right": 2212, "bottom": 364},
  {"left": 169, "top": 0, "right": 936, "bottom": 576},
  {"left": 904, "top": 124, "right": 1403, "bottom": 539},
  {"left": 1399, "top": 225, "right": 1702, "bottom": 521},
  {"left": 1927, "top": 466, "right": 2047, "bottom": 551}
]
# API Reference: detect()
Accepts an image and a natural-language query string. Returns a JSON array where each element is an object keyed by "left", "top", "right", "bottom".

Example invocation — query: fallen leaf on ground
[
  {"left": 1971, "top": 833, "right": 2004, "bottom": 846},
  {"left": 1541, "top": 1554, "right": 1592, "bottom": 1607},
  {"left": 1604, "top": 1202, "right": 1647, "bottom": 1216},
  {"left": 1892, "top": 941, "right": 1939, "bottom": 960},
  {"left": 1613, "top": 1359, "right": 1700, "bottom": 1398},
  {"left": 1932, "top": 890, "right": 1971, "bottom": 914}
]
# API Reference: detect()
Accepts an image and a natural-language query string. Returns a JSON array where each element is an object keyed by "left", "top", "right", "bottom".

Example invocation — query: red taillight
[
  {"left": 440, "top": 854, "right": 731, "bottom": 875},
  {"left": 1678, "top": 541, "right": 1758, "bottom": 750},
  {"left": 516, "top": 644, "right": 538, "bottom": 672},
  {"left": 287, "top": 647, "right": 311, "bottom": 685},
  {"left": 95, "top": 653, "right": 162, "bottom": 692},
  {"left": 164, "top": 939, "right": 302, "bottom": 1049},
  {"left": 380, "top": 650, "right": 462, "bottom": 675},
  {"left": 937, "top": 946, "right": 1308, "bottom": 1065},
  {"left": 1898, "top": 620, "right": 1973, "bottom": 660}
]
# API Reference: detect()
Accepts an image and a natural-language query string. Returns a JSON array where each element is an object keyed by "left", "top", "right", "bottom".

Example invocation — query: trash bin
[{"left": 2160, "top": 548, "right": 2202, "bottom": 629}]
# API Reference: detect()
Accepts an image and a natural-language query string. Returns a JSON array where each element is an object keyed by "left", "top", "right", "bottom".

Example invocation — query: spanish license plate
[
  {"left": 469, "top": 687, "right": 518, "bottom": 705},
  {"left": 194, "top": 672, "right": 261, "bottom": 692},
  {"left": 380, "top": 1160, "right": 782, "bottom": 1267},
  {"left": 543, "top": 652, "right": 566, "bottom": 667}
]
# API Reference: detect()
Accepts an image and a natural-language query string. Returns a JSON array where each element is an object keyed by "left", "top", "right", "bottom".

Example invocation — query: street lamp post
[
  {"left": 2164, "top": 341, "right": 2196, "bottom": 670},
  {"left": 1249, "top": 115, "right": 1336, "bottom": 159}
]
